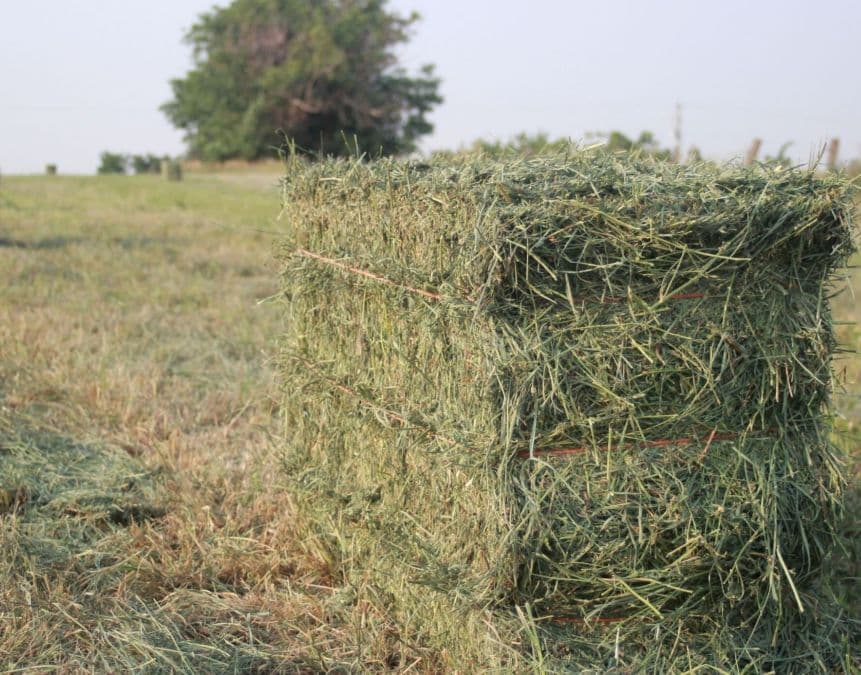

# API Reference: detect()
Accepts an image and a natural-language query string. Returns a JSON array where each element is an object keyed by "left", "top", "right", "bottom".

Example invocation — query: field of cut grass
[
  {"left": 0, "top": 171, "right": 858, "bottom": 671},
  {"left": 0, "top": 172, "right": 379, "bottom": 671}
]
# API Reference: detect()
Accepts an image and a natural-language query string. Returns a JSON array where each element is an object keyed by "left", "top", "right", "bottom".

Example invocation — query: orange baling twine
[
  {"left": 294, "top": 248, "right": 705, "bottom": 306},
  {"left": 296, "top": 248, "right": 444, "bottom": 301},
  {"left": 516, "top": 429, "right": 738, "bottom": 459}
]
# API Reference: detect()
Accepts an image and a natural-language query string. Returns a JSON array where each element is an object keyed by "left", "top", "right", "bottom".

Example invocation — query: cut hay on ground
[{"left": 277, "top": 150, "right": 856, "bottom": 672}]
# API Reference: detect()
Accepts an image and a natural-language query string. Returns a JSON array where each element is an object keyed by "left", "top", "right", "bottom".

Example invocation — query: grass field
[{"left": 0, "top": 172, "right": 858, "bottom": 671}]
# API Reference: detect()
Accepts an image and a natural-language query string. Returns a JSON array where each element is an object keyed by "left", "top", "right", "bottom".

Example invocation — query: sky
[{"left": 1, "top": 0, "right": 859, "bottom": 174}]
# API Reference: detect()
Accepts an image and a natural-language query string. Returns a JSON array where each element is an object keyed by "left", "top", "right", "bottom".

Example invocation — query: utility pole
[{"left": 672, "top": 102, "right": 682, "bottom": 163}]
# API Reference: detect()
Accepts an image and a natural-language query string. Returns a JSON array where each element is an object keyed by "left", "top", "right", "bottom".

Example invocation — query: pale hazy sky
[{"left": 1, "top": 0, "right": 859, "bottom": 174}]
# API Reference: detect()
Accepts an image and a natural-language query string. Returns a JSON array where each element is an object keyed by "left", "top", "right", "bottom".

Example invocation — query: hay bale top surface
[{"left": 282, "top": 153, "right": 854, "bottom": 294}]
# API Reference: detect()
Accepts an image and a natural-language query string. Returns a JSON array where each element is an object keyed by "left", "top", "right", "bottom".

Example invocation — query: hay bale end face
[{"left": 277, "top": 152, "right": 856, "bottom": 671}]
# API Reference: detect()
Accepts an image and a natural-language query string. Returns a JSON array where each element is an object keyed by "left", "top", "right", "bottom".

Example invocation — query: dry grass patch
[{"left": 0, "top": 174, "right": 378, "bottom": 671}]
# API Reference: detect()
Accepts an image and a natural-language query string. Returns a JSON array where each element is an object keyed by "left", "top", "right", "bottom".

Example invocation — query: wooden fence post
[
  {"left": 827, "top": 138, "right": 840, "bottom": 172},
  {"left": 744, "top": 139, "right": 762, "bottom": 166}
]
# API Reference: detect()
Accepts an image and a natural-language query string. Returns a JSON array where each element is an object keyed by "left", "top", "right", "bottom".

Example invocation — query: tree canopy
[
  {"left": 162, "top": 0, "right": 442, "bottom": 161},
  {"left": 433, "top": 131, "right": 676, "bottom": 161}
]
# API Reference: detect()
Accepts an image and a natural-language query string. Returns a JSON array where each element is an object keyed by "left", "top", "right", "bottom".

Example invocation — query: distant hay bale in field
[
  {"left": 161, "top": 159, "right": 182, "bottom": 181},
  {"left": 277, "top": 151, "right": 856, "bottom": 671},
  {"left": 45, "top": 164, "right": 57, "bottom": 176}
]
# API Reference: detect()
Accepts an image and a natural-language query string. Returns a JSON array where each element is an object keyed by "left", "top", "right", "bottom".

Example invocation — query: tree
[
  {"left": 601, "top": 130, "right": 672, "bottom": 159},
  {"left": 162, "top": 0, "right": 442, "bottom": 161},
  {"left": 130, "top": 154, "right": 163, "bottom": 174},
  {"left": 97, "top": 152, "right": 128, "bottom": 174},
  {"left": 468, "top": 132, "right": 570, "bottom": 158}
]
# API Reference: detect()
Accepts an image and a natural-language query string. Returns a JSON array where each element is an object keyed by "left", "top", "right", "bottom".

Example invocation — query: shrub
[
  {"left": 97, "top": 152, "right": 127, "bottom": 175},
  {"left": 130, "top": 154, "right": 162, "bottom": 174}
]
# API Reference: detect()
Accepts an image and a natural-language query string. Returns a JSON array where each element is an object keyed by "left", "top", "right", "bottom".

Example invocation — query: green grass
[
  {"left": 0, "top": 172, "right": 857, "bottom": 672},
  {"left": 0, "top": 174, "right": 360, "bottom": 671}
]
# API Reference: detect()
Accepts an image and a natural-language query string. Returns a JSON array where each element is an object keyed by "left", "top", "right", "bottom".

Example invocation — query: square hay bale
[{"left": 277, "top": 152, "right": 856, "bottom": 671}]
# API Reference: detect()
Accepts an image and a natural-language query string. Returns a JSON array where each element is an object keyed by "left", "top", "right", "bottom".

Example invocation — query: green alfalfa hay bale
[{"left": 276, "top": 150, "right": 856, "bottom": 671}]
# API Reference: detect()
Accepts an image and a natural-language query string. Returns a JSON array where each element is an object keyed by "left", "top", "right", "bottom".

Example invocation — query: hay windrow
[
  {"left": 0, "top": 414, "right": 165, "bottom": 529},
  {"left": 277, "top": 151, "right": 856, "bottom": 671}
]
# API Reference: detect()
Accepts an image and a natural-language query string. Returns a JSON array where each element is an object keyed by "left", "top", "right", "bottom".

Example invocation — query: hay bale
[
  {"left": 277, "top": 152, "right": 856, "bottom": 671},
  {"left": 161, "top": 159, "right": 182, "bottom": 181}
]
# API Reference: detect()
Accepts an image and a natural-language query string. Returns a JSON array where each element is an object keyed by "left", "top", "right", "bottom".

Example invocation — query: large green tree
[{"left": 163, "top": 0, "right": 441, "bottom": 160}]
